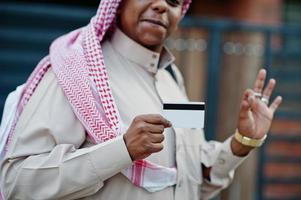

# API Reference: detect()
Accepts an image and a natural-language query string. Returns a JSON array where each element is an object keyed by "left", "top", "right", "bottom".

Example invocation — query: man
[{"left": 0, "top": 0, "right": 282, "bottom": 199}]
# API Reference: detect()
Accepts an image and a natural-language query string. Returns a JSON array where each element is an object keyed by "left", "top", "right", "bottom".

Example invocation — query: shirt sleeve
[
  {"left": 0, "top": 69, "right": 132, "bottom": 199},
  {"left": 200, "top": 137, "right": 248, "bottom": 199},
  {"left": 170, "top": 63, "right": 248, "bottom": 198}
]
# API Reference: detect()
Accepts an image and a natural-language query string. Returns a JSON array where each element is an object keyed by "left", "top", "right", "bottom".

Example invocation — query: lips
[{"left": 141, "top": 18, "right": 168, "bottom": 29}]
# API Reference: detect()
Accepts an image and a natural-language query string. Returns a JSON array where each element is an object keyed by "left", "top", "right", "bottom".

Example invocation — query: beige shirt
[{"left": 1, "top": 29, "right": 245, "bottom": 200}]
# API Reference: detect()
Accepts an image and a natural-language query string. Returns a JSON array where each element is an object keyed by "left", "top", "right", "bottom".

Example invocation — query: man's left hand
[
  {"left": 237, "top": 69, "right": 282, "bottom": 139},
  {"left": 231, "top": 69, "right": 282, "bottom": 156}
]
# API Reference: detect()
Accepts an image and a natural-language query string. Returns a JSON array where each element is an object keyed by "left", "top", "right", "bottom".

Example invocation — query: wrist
[
  {"left": 234, "top": 129, "right": 267, "bottom": 147},
  {"left": 231, "top": 136, "right": 254, "bottom": 157},
  {"left": 123, "top": 134, "right": 134, "bottom": 161},
  {"left": 231, "top": 129, "right": 267, "bottom": 157}
]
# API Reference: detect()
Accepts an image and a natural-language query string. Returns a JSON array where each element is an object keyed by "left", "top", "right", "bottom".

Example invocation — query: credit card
[{"left": 162, "top": 102, "right": 205, "bottom": 128}]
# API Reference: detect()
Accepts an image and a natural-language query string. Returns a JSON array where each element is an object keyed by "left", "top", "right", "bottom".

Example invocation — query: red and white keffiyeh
[{"left": 1, "top": 0, "right": 191, "bottom": 193}]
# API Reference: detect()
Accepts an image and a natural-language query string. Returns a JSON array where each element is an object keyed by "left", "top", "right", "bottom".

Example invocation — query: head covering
[{"left": 1, "top": 0, "right": 191, "bottom": 193}]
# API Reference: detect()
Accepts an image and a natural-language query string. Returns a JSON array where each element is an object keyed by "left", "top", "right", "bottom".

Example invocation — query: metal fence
[{"left": 180, "top": 17, "right": 301, "bottom": 200}]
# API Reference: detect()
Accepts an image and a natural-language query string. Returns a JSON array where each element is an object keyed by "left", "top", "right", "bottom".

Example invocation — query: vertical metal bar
[
  {"left": 264, "top": 31, "right": 273, "bottom": 78},
  {"left": 257, "top": 31, "right": 273, "bottom": 200},
  {"left": 205, "top": 26, "right": 222, "bottom": 141},
  {"left": 257, "top": 143, "right": 266, "bottom": 200}
]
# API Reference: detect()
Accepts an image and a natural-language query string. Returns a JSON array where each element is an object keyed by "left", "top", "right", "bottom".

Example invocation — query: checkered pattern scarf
[{"left": 3, "top": 0, "right": 191, "bottom": 193}]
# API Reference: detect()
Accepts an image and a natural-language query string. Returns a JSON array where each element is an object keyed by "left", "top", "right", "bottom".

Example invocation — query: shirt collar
[{"left": 110, "top": 28, "right": 175, "bottom": 74}]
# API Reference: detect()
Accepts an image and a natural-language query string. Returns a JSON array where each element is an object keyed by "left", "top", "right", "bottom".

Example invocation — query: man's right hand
[{"left": 123, "top": 114, "right": 172, "bottom": 161}]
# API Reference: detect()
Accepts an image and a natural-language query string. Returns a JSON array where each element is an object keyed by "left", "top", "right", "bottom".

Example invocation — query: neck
[{"left": 145, "top": 44, "right": 163, "bottom": 53}]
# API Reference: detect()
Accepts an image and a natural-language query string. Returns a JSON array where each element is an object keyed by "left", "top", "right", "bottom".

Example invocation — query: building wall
[
  {"left": 190, "top": 0, "right": 282, "bottom": 25},
  {"left": 183, "top": 1, "right": 283, "bottom": 200}
]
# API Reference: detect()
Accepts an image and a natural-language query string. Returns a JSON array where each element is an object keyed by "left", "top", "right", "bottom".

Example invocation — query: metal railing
[{"left": 180, "top": 17, "right": 301, "bottom": 200}]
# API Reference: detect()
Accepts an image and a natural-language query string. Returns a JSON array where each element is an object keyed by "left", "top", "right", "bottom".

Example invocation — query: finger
[
  {"left": 262, "top": 79, "right": 276, "bottom": 101},
  {"left": 149, "top": 133, "right": 165, "bottom": 143},
  {"left": 247, "top": 92, "right": 262, "bottom": 109},
  {"left": 242, "top": 89, "right": 253, "bottom": 100},
  {"left": 239, "top": 100, "right": 251, "bottom": 119},
  {"left": 253, "top": 69, "right": 266, "bottom": 93},
  {"left": 149, "top": 143, "right": 164, "bottom": 153},
  {"left": 269, "top": 96, "right": 282, "bottom": 113},
  {"left": 135, "top": 122, "right": 164, "bottom": 133},
  {"left": 137, "top": 114, "right": 171, "bottom": 127},
  {"left": 243, "top": 89, "right": 261, "bottom": 104},
  {"left": 147, "top": 124, "right": 165, "bottom": 133},
  {"left": 239, "top": 89, "right": 258, "bottom": 119}
]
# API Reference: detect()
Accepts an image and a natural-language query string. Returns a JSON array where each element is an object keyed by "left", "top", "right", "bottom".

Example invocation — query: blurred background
[{"left": 0, "top": 0, "right": 300, "bottom": 199}]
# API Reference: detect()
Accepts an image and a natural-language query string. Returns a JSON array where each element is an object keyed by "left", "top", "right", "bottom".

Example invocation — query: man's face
[{"left": 118, "top": 0, "right": 183, "bottom": 52}]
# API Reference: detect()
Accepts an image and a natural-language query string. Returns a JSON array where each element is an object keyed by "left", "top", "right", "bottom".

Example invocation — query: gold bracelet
[{"left": 234, "top": 130, "right": 267, "bottom": 147}]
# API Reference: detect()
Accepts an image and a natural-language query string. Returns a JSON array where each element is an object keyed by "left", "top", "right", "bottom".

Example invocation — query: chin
[
  {"left": 142, "top": 41, "right": 164, "bottom": 52},
  {"left": 139, "top": 35, "right": 166, "bottom": 51}
]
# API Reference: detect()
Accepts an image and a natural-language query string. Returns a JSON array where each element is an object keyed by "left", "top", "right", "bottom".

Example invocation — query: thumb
[
  {"left": 247, "top": 93, "right": 261, "bottom": 111},
  {"left": 239, "top": 89, "right": 252, "bottom": 119},
  {"left": 239, "top": 99, "right": 251, "bottom": 119}
]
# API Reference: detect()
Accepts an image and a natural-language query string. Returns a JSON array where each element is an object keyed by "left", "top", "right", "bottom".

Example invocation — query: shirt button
[
  {"left": 152, "top": 54, "right": 157, "bottom": 59},
  {"left": 150, "top": 63, "right": 155, "bottom": 68},
  {"left": 218, "top": 158, "right": 225, "bottom": 165}
]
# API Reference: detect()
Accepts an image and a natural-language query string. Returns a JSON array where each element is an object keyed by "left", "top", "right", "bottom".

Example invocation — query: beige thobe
[{"left": 1, "top": 28, "right": 246, "bottom": 200}]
